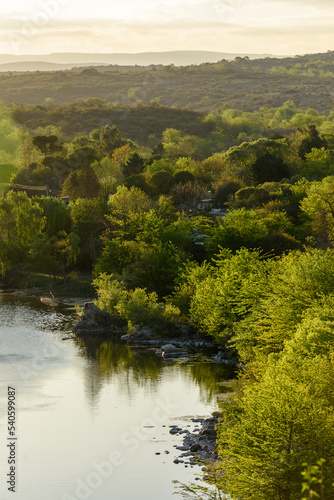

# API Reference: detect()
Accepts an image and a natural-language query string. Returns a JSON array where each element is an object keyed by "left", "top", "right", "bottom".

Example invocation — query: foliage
[
  {"left": 29, "top": 230, "right": 80, "bottom": 278},
  {"left": 122, "top": 151, "right": 145, "bottom": 178},
  {"left": 218, "top": 353, "right": 334, "bottom": 500},
  {"left": 62, "top": 163, "right": 101, "bottom": 199},
  {"left": 33, "top": 196, "right": 71, "bottom": 236},
  {"left": 95, "top": 207, "right": 191, "bottom": 296},
  {"left": 99, "top": 125, "right": 123, "bottom": 157},
  {"left": 149, "top": 169, "right": 173, "bottom": 195},
  {"left": 5, "top": 52, "right": 334, "bottom": 122},
  {"left": 0, "top": 190, "right": 45, "bottom": 278},
  {"left": 300, "top": 176, "right": 334, "bottom": 246},
  {"left": 189, "top": 248, "right": 268, "bottom": 343},
  {"left": 0, "top": 104, "right": 21, "bottom": 164},
  {"left": 300, "top": 148, "right": 334, "bottom": 180},
  {"left": 298, "top": 125, "right": 328, "bottom": 160},
  {"left": 206, "top": 209, "right": 268, "bottom": 255},
  {"left": 170, "top": 181, "right": 209, "bottom": 209},
  {"left": 233, "top": 248, "right": 334, "bottom": 361},
  {"left": 32, "top": 135, "right": 62, "bottom": 157},
  {"left": 92, "top": 156, "right": 124, "bottom": 196},
  {"left": 69, "top": 197, "right": 108, "bottom": 267},
  {"left": 93, "top": 273, "right": 181, "bottom": 332},
  {"left": 173, "top": 480, "right": 222, "bottom": 500}
]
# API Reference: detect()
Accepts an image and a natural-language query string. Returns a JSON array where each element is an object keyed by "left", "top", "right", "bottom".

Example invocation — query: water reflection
[
  {"left": 0, "top": 294, "right": 235, "bottom": 500},
  {"left": 75, "top": 333, "right": 235, "bottom": 406}
]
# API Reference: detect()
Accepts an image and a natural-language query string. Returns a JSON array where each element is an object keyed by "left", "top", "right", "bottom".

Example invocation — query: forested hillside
[{"left": 1, "top": 51, "right": 334, "bottom": 113}]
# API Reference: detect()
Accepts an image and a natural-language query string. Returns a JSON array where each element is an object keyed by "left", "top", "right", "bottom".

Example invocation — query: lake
[{"left": 0, "top": 294, "right": 233, "bottom": 500}]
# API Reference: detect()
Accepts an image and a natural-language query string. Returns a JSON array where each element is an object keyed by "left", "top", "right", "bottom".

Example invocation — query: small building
[{"left": 195, "top": 198, "right": 214, "bottom": 211}]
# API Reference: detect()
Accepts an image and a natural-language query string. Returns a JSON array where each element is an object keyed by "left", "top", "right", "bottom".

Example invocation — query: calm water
[{"left": 0, "top": 294, "right": 233, "bottom": 500}]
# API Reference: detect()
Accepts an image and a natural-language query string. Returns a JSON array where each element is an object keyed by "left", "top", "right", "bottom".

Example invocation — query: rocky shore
[
  {"left": 171, "top": 413, "right": 221, "bottom": 466},
  {"left": 73, "top": 302, "right": 237, "bottom": 364}
]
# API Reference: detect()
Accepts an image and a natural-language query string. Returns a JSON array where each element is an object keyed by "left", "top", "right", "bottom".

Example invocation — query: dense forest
[{"left": 1, "top": 51, "right": 334, "bottom": 499}]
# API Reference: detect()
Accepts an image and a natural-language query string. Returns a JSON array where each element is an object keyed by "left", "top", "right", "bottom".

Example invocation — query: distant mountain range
[{"left": 0, "top": 51, "right": 281, "bottom": 72}]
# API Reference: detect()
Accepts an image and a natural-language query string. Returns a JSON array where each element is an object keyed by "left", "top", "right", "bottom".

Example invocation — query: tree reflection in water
[{"left": 75, "top": 333, "right": 235, "bottom": 407}]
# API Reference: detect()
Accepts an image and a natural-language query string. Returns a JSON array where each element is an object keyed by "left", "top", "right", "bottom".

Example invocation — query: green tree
[
  {"left": 99, "top": 125, "right": 123, "bottom": 157},
  {"left": 123, "top": 174, "right": 153, "bottom": 195},
  {"left": 234, "top": 248, "right": 334, "bottom": 361},
  {"left": 92, "top": 156, "right": 124, "bottom": 197},
  {"left": 62, "top": 163, "right": 101, "bottom": 199},
  {"left": 218, "top": 354, "right": 334, "bottom": 500},
  {"left": 223, "top": 139, "right": 291, "bottom": 184},
  {"left": 29, "top": 231, "right": 80, "bottom": 278},
  {"left": 300, "top": 176, "right": 334, "bottom": 246},
  {"left": 33, "top": 196, "right": 71, "bottom": 236},
  {"left": 146, "top": 158, "right": 174, "bottom": 175},
  {"left": 70, "top": 197, "right": 108, "bottom": 267},
  {"left": 172, "top": 170, "right": 195, "bottom": 185},
  {"left": 0, "top": 191, "right": 45, "bottom": 278},
  {"left": 206, "top": 208, "right": 268, "bottom": 255},
  {"left": 300, "top": 147, "right": 334, "bottom": 180},
  {"left": 0, "top": 107, "right": 21, "bottom": 164},
  {"left": 106, "top": 186, "right": 154, "bottom": 239},
  {"left": 149, "top": 170, "right": 173, "bottom": 195},
  {"left": 122, "top": 152, "right": 145, "bottom": 178},
  {"left": 251, "top": 151, "right": 290, "bottom": 184},
  {"left": 189, "top": 248, "right": 268, "bottom": 344},
  {"left": 32, "top": 135, "right": 62, "bottom": 157},
  {"left": 298, "top": 125, "right": 328, "bottom": 160}
]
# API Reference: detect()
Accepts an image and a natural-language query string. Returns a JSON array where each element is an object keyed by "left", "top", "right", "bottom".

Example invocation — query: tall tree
[
  {"left": 298, "top": 125, "right": 328, "bottom": 159},
  {"left": 32, "top": 135, "right": 62, "bottom": 157},
  {"left": 99, "top": 125, "right": 123, "bottom": 158}
]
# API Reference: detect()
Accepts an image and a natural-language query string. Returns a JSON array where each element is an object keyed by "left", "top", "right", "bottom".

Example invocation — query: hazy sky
[{"left": 0, "top": 0, "right": 333, "bottom": 55}]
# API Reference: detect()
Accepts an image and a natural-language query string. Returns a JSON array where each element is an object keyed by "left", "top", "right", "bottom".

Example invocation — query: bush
[
  {"left": 93, "top": 273, "right": 181, "bottom": 334},
  {"left": 233, "top": 186, "right": 270, "bottom": 208},
  {"left": 213, "top": 178, "right": 244, "bottom": 205}
]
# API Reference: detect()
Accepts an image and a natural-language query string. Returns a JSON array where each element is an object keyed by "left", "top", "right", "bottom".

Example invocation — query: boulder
[
  {"left": 73, "top": 302, "right": 124, "bottom": 335},
  {"left": 161, "top": 344, "right": 188, "bottom": 357}
]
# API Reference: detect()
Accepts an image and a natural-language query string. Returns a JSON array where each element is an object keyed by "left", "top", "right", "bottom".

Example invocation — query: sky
[{"left": 0, "top": 0, "right": 333, "bottom": 56}]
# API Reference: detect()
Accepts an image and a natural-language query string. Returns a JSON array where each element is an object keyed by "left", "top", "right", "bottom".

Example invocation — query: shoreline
[{"left": 1, "top": 288, "right": 237, "bottom": 366}]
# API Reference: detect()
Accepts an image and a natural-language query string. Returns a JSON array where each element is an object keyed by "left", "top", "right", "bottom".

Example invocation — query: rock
[
  {"left": 137, "top": 326, "right": 155, "bottom": 339},
  {"left": 190, "top": 443, "right": 202, "bottom": 452},
  {"left": 164, "top": 450, "right": 170, "bottom": 454},
  {"left": 161, "top": 344, "right": 188, "bottom": 358},
  {"left": 155, "top": 452, "right": 161, "bottom": 455},
  {"left": 73, "top": 302, "right": 125, "bottom": 335},
  {"left": 173, "top": 459, "right": 180, "bottom": 464},
  {"left": 170, "top": 427, "right": 181, "bottom": 435},
  {"left": 173, "top": 412, "right": 223, "bottom": 465},
  {"left": 161, "top": 344, "right": 179, "bottom": 353}
]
